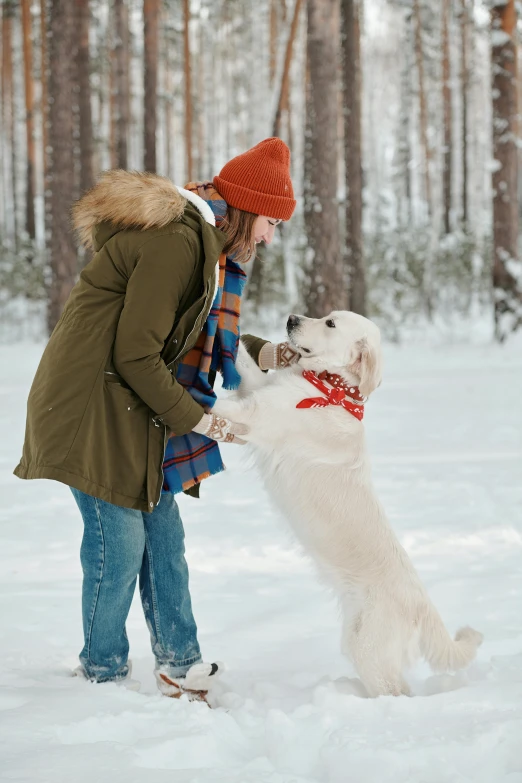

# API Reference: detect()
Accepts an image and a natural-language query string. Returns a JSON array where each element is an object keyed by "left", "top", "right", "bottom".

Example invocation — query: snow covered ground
[{"left": 1, "top": 333, "right": 521, "bottom": 783}]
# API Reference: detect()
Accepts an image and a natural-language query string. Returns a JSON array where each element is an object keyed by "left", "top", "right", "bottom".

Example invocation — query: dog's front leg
[
  {"left": 236, "top": 341, "right": 270, "bottom": 395},
  {"left": 212, "top": 395, "right": 257, "bottom": 438}
]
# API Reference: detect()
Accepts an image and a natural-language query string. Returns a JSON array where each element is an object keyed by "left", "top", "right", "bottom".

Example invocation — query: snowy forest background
[
  {"left": 1, "top": 0, "right": 521, "bottom": 342},
  {"left": 1, "top": 4, "right": 522, "bottom": 775}
]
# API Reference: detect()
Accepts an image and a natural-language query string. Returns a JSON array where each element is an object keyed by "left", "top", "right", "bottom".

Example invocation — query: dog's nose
[{"left": 287, "top": 314, "right": 300, "bottom": 330}]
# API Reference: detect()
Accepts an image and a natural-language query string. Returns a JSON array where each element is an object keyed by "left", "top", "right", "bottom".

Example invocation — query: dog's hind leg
[
  {"left": 352, "top": 656, "right": 411, "bottom": 698},
  {"left": 343, "top": 605, "right": 411, "bottom": 698}
]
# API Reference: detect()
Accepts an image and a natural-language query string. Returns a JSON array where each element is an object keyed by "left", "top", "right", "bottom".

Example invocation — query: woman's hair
[{"left": 220, "top": 206, "right": 257, "bottom": 265}]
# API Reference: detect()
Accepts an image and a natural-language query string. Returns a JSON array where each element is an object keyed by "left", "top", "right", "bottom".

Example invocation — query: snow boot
[
  {"left": 72, "top": 661, "right": 141, "bottom": 692},
  {"left": 155, "top": 661, "right": 222, "bottom": 706}
]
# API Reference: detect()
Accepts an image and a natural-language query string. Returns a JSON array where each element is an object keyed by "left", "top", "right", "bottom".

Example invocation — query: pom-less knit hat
[{"left": 213, "top": 137, "right": 296, "bottom": 221}]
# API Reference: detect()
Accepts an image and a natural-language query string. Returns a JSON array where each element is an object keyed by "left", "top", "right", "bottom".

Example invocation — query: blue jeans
[{"left": 71, "top": 488, "right": 201, "bottom": 682}]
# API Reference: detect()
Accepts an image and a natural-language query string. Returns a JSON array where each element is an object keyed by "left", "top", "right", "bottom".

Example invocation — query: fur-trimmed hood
[{"left": 71, "top": 170, "right": 216, "bottom": 250}]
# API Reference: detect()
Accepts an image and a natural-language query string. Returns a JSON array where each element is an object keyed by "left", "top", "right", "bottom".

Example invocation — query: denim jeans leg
[
  {"left": 71, "top": 488, "right": 146, "bottom": 682},
  {"left": 139, "top": 492, "right": 202, "bottom": 677}
]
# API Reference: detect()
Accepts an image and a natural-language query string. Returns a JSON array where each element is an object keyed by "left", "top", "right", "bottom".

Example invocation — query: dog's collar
[{"left": 296, "top": 370, "right": 366, "bottom": 420}]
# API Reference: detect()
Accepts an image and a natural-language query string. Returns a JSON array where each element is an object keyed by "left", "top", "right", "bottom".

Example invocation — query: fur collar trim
[
  {"left": 176, "top": 186, "right": 216, "bottom": 227},
  {"left": 72, "top": 170, "right": 216, "bottom": 249}
]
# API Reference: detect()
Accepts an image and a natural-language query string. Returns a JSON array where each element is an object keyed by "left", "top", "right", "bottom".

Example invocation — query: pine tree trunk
[
  {"left": 441, "top": 0, "right": 452, "bottom": 234},
  {"left": 196, "top": 18, "right": 205, "bottom": 179},
  {"left": 282, "top": 78, "right": 294, "bottom": 156},
  {"left": 21, "top": 0, "right": 36, "bottom": 239},
  {"left": 123, "top": 2, "right": 131, "bottom": 165},
  {"left": 223, "top": 3, "right": 231, "bottom": 158},
  {"left": 273, "top": 0, "right": 303, "bottom": 139},
  {"left": 340, "top": 0, "right": 365, "bottom": 315},
  {"left": 164, "top": 22, "right": 174, "bottom": 181},
  {"left": 1, "top": 0, "right": 17, "bottom": 243},
  {"left": 183, "top": 0, "right": 193, "bottom": 181},
  {"left": 304, "top": 0, "right": 345, "bottom": 317},
  {"left": 114, "top": 0, "right": 130, "bottom": 169},
  {"left": 40, "top": 0, "right": 49, "bottom": 229},
  {"left": 413, "top": 0, "right": 432, "bottom": 219},
  {"left": 47, "top": 0, "right": 77, "bottom": 332},
  {"left": 77, "top": 0, "right": 94, "bottom": 194},
  {"left": 398, "top": 10, "right": 413, "bottom": 226},
  {"left": 143, "top": 0, "right": 159, "bottom": 172},
  {"left": 491, "top": 0, "right": 521, "bottom": 339},
  {"left": 108, "top": 17, "right": 117, "bottom": 170},
  {"left": 459, "top": 0, "right": 468, "bottom": 228}
]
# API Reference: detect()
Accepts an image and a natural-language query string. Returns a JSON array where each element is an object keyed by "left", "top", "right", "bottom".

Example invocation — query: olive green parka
[{"left": 14, "top": 171, "right": 267, "bottom": 511}]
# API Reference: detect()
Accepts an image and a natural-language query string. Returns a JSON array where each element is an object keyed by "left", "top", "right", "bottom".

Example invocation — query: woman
[{"left": 14, "top": 138, "right": 298, "bottom": 702}]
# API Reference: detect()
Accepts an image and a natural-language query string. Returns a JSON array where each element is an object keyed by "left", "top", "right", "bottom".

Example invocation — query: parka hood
[{"left": 71, "top": 170, "right": 217, "bottom": 251}]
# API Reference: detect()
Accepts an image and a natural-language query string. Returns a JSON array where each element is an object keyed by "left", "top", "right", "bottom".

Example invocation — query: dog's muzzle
[{"left": 287, "top": 314, "right": 301, "bottom": 334}]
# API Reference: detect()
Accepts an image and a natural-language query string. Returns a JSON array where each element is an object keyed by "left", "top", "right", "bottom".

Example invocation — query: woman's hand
[
  {"left": 193, "top": 412, "right": 249, "bottom": 444},
  {"left": 258, "top": 342, "right": 300, "bottom": 371}
]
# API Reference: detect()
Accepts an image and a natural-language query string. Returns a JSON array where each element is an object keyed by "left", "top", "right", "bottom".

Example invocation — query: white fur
[
  {"left": 214, "top": 311, "right": 483, "bottom": 697},
  {"left": 176, "top": 186, "right": 216, "bottom": 227}
]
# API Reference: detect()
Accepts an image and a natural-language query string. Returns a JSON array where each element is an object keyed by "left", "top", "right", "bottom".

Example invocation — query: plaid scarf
[{"left": 162, "top": 182, "right": 247, "bottom": 494}]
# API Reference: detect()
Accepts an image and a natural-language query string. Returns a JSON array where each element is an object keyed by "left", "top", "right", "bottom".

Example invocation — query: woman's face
[{"left": 253, "top": 216, "right": 282, "bottom": 245}]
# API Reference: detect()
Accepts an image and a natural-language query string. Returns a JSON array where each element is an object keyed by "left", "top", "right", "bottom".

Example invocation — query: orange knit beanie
[{"left": 213, "top": 137, "right": 296, "bottom": 221}]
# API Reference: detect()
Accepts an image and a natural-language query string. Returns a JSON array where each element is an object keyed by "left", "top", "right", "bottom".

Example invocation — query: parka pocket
[
  {"left": 102, "top": 381, "right": 149, "bottom": 459},
  {"left": 105, "top": 379, "right": 141, "bottom": 410},
  {"left": 66, "top": 373, "right": 150, "bottom": 500},
  {"left": 103, "top": 371, "right": 139, "bottom": 407}
]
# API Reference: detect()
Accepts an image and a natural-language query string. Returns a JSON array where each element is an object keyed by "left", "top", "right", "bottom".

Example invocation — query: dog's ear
[{"left": 349, "top": 336, "right": 382, "bottom": 397}]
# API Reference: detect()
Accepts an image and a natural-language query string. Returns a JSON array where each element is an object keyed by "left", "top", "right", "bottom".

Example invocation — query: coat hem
[{"left": 13, "top": 462, "right": 150, "bottom": 512}]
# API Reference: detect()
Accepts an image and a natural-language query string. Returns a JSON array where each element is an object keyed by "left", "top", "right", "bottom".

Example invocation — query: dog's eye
[
  {"left": 325, "top": 319, "right": 336, "bottom": 328},
  {"left": 301, "top": 347, "right": 311, "bottom": 354}
]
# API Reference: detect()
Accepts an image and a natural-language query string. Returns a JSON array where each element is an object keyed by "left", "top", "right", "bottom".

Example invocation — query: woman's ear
[{"left": 349, "top": 336, "right": 382, "bottom": 397}]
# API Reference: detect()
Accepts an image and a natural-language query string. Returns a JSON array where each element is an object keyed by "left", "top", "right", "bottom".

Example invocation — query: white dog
[{"left": 214, "top": 311, "right": 483, "bottom": 697}]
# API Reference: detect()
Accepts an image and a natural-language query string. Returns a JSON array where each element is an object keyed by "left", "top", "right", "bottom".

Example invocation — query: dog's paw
[{"left": 212, "top": 399, "right": 249, "bottom": 424}]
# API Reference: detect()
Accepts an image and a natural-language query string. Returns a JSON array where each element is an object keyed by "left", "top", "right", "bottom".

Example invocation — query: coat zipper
[
  {"left": 159, "top": 299, "right": 206, "bottom": 501},
  {"left": 155, "top": 269, "right": 217, "bottom": 504},
  {"left": 156, "top": 424, "right": 167, "bottom": 506},
  {"left": 170, "top": 304, "right": 205, "bottom": 363},
  {"left": 167, "top": 280, "right": 214, "bottom": 367}
]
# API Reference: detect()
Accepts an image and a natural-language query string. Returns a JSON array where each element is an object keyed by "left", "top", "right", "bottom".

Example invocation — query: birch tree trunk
[
  {"left": 491, "top": 0, "right": 521, "bottom": 339},
  {"left": 340, "top": 0, "right": 365, "bottom": 315},
  {"left": 143, "top": 0, "right": 159, "bottom": 172},
  {"left": 21, "top": 0, "right": 36, "bottom": 239},
  {"left": 441, "top": 0, "right": 452, "bottom": 234},
  {"left": 77, "top": 0, "right": 94, "bottom": 195},
  {"left": 304, "top": 0, "right": 345, "bottom": 317},
  {"left": 47, "top": 0, "right": 77, "bottom": 332}
]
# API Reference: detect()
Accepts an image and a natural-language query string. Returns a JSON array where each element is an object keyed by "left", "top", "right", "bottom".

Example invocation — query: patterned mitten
[
  {"left": 193, "top": 412, "right": 248, "bottom": 444},
  {"left": 258, "top": 341, "right": 300, "bottom": 371}
]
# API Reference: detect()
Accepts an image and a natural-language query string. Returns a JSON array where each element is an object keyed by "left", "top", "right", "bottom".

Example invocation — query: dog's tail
[{"left": 420, "top": 605, "right": 483, "bottom": 673}]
